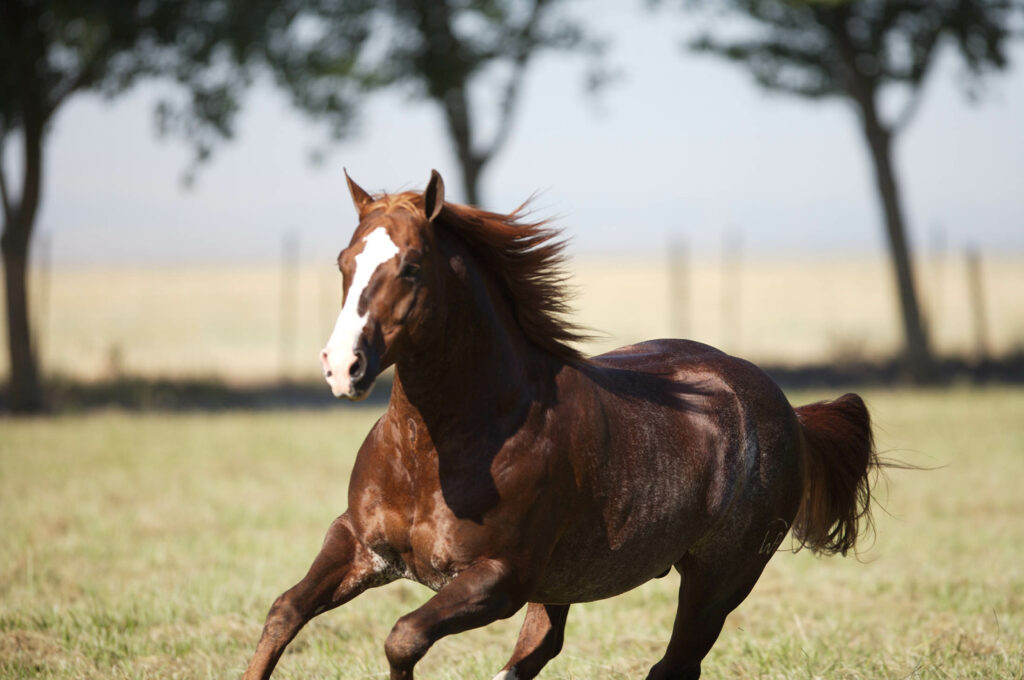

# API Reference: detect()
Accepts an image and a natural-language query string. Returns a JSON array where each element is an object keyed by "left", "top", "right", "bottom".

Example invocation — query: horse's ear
[
  {"left": 423, "top": 169, "right": 445, "bottom": 222},
  {"left": 344, "top": 169, "right": 373, "bottom": 215}
]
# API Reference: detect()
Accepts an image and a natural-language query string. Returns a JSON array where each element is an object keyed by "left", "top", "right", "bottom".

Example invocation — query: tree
[
  {"left": 680, "top": 0, "right": 1022, "bottom": 382},
  {"left": 271, "top": 0, "right": 601, "bottom": 205},
  {"left": 0, "top": 0, "right": 373, "bottom": 412},
  {"left": 2, "top": 0, "right": 594, "bottom": 412},
  {"left": 2, "top": 1, "right": 237, "bottom": 412}
]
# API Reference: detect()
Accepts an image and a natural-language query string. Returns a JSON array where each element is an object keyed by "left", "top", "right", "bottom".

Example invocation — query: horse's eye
[{"left": 399, "top": 262, "right": 421, "bottom": 281}]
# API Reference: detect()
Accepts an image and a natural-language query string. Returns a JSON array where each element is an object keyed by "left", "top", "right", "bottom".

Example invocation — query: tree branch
[
  {"left": 890, "top": 32, "right": 942, "bottom": 134},
  {"left": 818, "top": 5, "right": 879, "bottom": 123},
  {"left": 482, "top": 0, "right": 548, "bottom": 162},
  {"left": 47, "top": 50, "right": 108, "bottom": 118},
  {"left": 891, "top": 73, "right": 929, "bottom": 134},
  {"left": 690, "top": 31, "right": 839, "bottom": 99},
  {"left": 49, "top": 71, "right": 91, "bottom": 117},
  {"left": 483, "top": 57, "right": 528, "bottom": 164}
]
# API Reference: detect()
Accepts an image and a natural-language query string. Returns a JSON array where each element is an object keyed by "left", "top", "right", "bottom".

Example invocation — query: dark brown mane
[{"left": 430, "top": 198, "right": 590, "bottom": 363}]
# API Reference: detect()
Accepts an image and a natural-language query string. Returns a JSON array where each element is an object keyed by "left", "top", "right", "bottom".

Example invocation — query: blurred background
[
  {"left": 3, "top": 4, "right": 1024, "bottom": 678},
  {"left": 2, "top": 0, "right": 1023, "bottom": 410}
]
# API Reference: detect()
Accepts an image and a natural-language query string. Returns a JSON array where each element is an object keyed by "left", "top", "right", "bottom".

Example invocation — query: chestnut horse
[{"left": 243, "top": 171, "right": 880, "bottom": 680}]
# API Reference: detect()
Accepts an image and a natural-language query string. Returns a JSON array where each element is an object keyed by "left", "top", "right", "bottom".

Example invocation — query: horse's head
[{"left": 320, "top": 170, "right": 446, "bottom": 400}]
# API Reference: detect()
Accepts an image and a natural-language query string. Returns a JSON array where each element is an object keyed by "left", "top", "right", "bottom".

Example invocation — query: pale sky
[{"left": 17, "top": 3, "right": 1024, "bottom": 265}]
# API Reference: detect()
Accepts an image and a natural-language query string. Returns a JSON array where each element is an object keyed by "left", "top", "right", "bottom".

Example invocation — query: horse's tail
[{"left": 791, "top": 393, "right": 879, "bottom": 556}]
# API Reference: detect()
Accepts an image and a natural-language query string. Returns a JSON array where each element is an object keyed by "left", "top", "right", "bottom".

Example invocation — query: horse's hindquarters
[{"left": 529, "top": 342, "right": 806, "bottom": 605}]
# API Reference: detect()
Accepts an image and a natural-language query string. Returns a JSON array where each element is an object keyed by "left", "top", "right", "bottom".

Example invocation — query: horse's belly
[
  {"left": 533, "top": 562, "right": 661, "bottom": 603},
  {"left": 531, "top": 520, "right": 696, "bottom": 603}
]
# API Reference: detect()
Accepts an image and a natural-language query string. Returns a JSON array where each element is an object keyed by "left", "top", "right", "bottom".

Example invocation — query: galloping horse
[{"left": 243, "top": 171, "right": 880, "bottom": 680}]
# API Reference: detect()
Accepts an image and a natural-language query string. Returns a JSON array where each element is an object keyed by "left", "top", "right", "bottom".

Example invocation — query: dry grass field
[
  {"left": 1, "top": 388, "right": 1023, "bottom": 679},
  {"left": 7, "top": 252, "right": 1023, "bottom": 383}
]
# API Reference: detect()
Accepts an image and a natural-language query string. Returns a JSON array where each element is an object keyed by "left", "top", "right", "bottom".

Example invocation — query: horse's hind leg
[
  {"left": 243, "top": 513, "right": 388, "bottom": 680},
  {"left": 645, "top": 554, "right": 771, "bottom": 680},
  {"left": 495, "top": 603, "right": 570, "bottom": 679}
]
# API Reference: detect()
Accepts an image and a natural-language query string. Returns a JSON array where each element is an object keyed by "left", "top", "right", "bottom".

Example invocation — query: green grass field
[{"left": 2, "top": 388, "right": 1022, "bottom": 679}]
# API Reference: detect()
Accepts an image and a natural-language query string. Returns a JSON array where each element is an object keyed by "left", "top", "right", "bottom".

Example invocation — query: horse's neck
[{"left": 392, "top": 261, "right": 554, "bottom": 434}]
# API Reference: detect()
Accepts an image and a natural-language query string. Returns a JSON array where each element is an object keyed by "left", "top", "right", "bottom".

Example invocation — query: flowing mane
[
  {"left": 374, "top": 192, "right": 589, "bottom": 363},
  {"left": 438, "top": 200, "right": 590, "bottom": 363}
]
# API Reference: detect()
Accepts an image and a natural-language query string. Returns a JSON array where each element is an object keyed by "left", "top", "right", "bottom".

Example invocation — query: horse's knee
[
  {"left": 384, "top": 615, "right": 431, "bottom": 671},
  {"left": 260, "top": 590, "right": 305, "bottom": 641}
]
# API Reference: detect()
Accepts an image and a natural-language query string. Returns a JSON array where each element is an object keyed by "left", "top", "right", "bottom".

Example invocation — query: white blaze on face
[{"left": 322, "top": 227, "right": 399, "bottom": 396}]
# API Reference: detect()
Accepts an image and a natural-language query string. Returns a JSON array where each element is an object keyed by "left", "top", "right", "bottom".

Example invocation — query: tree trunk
[
  {"left": 460, "top": 154, "right": 483, "bottom": 206},
  {"left": 859, "top": 102, "right": 936, "bottom": 383},
  {"left": 440, "top": 88, "right": 485, "bottom": 206},
  {"left": 2, "top": 226, "right": 43, "bottom": 412},
  {"left": 406, "top": 0, "right": 486, "bottom": 206},
  {"left": 823, "top": 6, "right": 936, "bottom": 384},
  {"left": 2, "top": 103, "right": 46, "bottom": 413}
]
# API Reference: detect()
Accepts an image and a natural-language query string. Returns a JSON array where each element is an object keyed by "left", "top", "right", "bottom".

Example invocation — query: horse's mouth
[
  {"left": 332, "top": 375, "right": 377, "bottom": 401},
  {"left": 345, "top": 384, "right": 375, "bottom": 401}
]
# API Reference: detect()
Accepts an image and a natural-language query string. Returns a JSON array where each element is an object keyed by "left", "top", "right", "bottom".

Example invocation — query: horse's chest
[{"left": 365, "top": 520, "right": 465, "bottom": 593}]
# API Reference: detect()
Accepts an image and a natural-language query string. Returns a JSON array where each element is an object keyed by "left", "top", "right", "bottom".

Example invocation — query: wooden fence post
[
  {"left": 721, "top": 230, "right": 742, "bottom": 354},
  {"left": 965, "top": 246, "right": 990, "bottom": 363},
  {"left": 279, "top": 231, "right": 300, "bottom": 381},
  {"left": 668, "top": 237, "right": 689, "bottom": 339}
]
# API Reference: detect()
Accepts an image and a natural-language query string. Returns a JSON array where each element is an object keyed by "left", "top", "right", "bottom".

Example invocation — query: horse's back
[
  {"left": 590, "top": 338, "right": 794, "bottom": 420},
  {"left": 592, "top": 337, "right": 724, "bottom": 367},
  {"left": 592, "top": 338, "right": 752, "bottom": 379}
]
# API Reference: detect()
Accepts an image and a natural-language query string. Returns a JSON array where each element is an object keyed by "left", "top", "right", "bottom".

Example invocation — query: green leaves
[{"left": 684, "top": 0, "right": 1022, "bottom": 113}]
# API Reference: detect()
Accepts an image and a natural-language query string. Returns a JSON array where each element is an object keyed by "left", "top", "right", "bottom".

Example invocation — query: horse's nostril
[
  {"left": 320, "top": 349, "right": 333, "bottom": 379},
  {"left": 350, "top": 350, "right": 366, "bottom": 380}
]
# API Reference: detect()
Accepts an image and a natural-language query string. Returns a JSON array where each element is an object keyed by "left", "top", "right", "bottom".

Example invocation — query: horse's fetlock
[{"left": 646, "top": 660, "right": 701, "bottom": 680}]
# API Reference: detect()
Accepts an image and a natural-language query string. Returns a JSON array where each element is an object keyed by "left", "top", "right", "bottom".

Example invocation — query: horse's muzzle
[
  {"left": 320, "top": 343, "right": 379, "bottom": 401},
  {"left": 349, "top": 349, "right": 367, "bottom": 383}
]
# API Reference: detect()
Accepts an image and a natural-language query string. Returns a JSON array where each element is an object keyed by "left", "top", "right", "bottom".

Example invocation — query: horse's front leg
[
  {"left": 384, "top": 558, "right": 526, "bottom": 680},
  {"left": 243, "top": 512, "right": 389, "bottom": 680}
]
